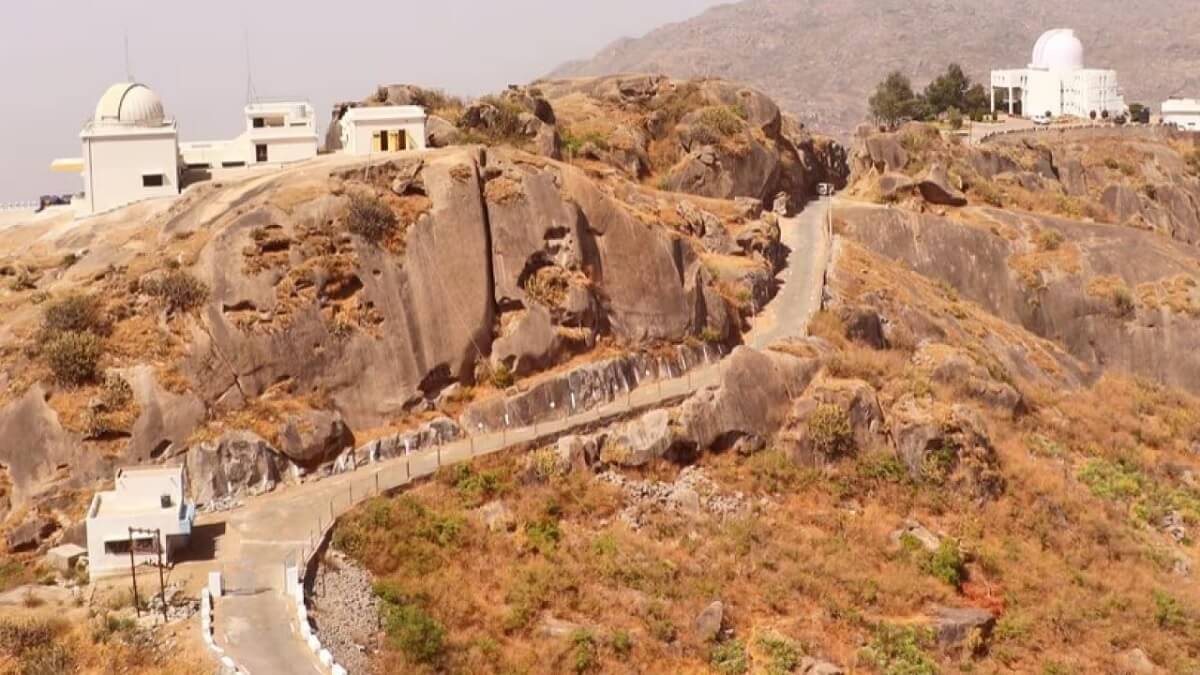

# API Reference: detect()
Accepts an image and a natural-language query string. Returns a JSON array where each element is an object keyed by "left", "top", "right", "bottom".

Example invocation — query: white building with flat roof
[
  {"left": 1162, "top": 98, "right": 1200, "bottom": 131},
  {"left": 990, "top": 29, "right": 1127, "bottom": 120},
  {"left": 55, "top": 82, "right": 182, "bottom": 216},
  {"left": 181, "top": 100, "right": 319, "bottom": 170},
  {"left": 338, "top": 105, "right": 427, "bottom": 155},
  {"left": 85, "top": 466, "right": 195, "bottom": 579}
]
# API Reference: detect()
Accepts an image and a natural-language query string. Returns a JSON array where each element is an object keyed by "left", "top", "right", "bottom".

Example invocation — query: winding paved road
[{"left": 200, "top": 198, "right": 831, "bottom": 674}]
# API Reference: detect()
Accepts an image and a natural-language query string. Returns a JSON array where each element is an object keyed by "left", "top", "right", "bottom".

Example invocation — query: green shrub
[
  {"left": 42, "top": 294, "right": 107, "bottom": 336},
  {"left": 609, "top": 630, "right": 633, "bottom": 658},
  {"left": 570, "top": 629, "right": 598, "bottom": 673},
  {"left": 1078, "top": 459, "right": 1145, "bottom": 500},
  {"left": 345, "top": 193, "right": 398, "bottom": 244},
  {"left": 525, "top": 518, "right": 562, "bottom": 555},
  {"left": 1153, "top": 590, "right": 1187, "bottom": 629},
  {"left": 756, "top": 632, "right": 803, "bottom": 675},
  {"left": 807, "top": 404, "right": 855, "bottom": 459},
  {"left": 381, "top": 602, "right": 446, "bottom": 664},
  {"left": 142, "top": 269, "right": 208, "bottom": 313},
  {"left": 449, "top": 465, "right": 503, "bottom": 507},
  {"left": 860, "top": 624, "right": 938, "bottom": 675},
  {"left": 44, "top": 331, "right": 104, "bottom": 385},
  {"left": 561, "top": 130, "right": 610, "bottom": 156},
  {"left": 925, "top": 538, "right": 967, "bottom": 588},
  {"left": 698, "top": 106, "right": 746, "bottom": 137},
  {"left": 710, "top": 638, "right": 749, "bottom": 675}
]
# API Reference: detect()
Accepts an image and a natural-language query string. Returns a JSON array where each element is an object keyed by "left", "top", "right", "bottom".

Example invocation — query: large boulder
[
  {"left": 0, "top": 386, "right": 94, "bottom": 510},
  {"left": 678, "top": 201, "right": 738, "bottom": 255},
  {"left": 917, "top": 163, "right": 968, "bottom": 207},
  {"left": 425, "top": 115, "right": 461, "bottom": 148},
  {"left": 913, "top": 343, "right": 1025, "bottom": 417},
  {"left": 928, "top": 606, "right": 995, "bottom": 647},
  {"left": 863, "top": 135, "right": 909, "bottom": 173},
  {"left": 877, "top": 172, "right": 916, "bottom": 201},
  {"left": 119, "top": 365, "right": 206, "bottom": 462},
  {"left": 677, "top": 346, "right": 824, "bottom": 452},
  {"left": 599, "top": 409, "right": 676, "bottom": 467},
  {"left": 492, "top": 305, "right": 562, "bottom": 376},
  {"left": 890, "top": 401, "right": 1005, "bottom": 501},
  {"left": 786, "top": 378, "right": 884, "bottom": 463},
  {"left": 694, "top": 600, "right": 725, "bottom": 642},
  {"left": 186, "top": 431, "right": 292, "bottom": 506},
  {"left": 278, "top": 409, "right": 355, "bottom": 468},
  {"left": 188, "top": 149, "right": 496, "bottom": 429},
  {"left": 6, "top": 514, "right": 59, "bottom": 553}
]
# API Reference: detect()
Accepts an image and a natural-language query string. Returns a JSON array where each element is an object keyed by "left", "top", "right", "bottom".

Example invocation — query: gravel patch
[
  {"left": 310, "top": 550, "right": 380, "bottom": 674},
  {"left": 597, "top": 465, "right": 747, "bottom": 529}
]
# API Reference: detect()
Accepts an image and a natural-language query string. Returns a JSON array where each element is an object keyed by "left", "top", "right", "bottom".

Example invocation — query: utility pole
[
  {"left": 127, "top": 527, "right": 140, "bottom": 617},
  {"left": 128, "top": 527, "right": 167, "bottom": 622}
]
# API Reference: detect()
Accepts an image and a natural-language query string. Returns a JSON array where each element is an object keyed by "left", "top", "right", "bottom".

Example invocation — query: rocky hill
[
  {"left": 0, "top": 78, "right": 844, "bottom": 556},
  {"left": 1, "top": 76, "right": 1199, "bottom": 675},
  {"left": 318, "top": 126, "right": 1200, "bottom": 672},
  {"left": 844, "top": 124, "right": 1200, "bottom": 394},
  {"left": 551, "top": 0, "right": 1200, "bottom": 135}
]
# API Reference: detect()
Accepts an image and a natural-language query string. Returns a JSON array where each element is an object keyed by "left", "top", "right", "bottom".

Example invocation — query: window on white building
[{"left": 142, "top": 174, "right": 165, "bottom": 188}]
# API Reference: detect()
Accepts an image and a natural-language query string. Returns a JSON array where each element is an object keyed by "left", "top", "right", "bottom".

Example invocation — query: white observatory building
[
  {"left": 990, "top": 29, "right": 1127, "bottom": 120},
  {"left": 52, "top": 82, "right": 319, "bottom": 218},
  {"left": 55, "top": 83, "right": 181, "bottom": 216}
]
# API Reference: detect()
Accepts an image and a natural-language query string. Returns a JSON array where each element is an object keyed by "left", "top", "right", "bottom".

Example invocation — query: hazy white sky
[{"left": 0, "top": 0, "right": 727, "bottom": 201}]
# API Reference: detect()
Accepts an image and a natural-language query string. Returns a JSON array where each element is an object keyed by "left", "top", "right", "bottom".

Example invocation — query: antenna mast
[
  {"left": 244, "top": 29, "right": 257, "bottom": 104},
  {"left": 123, "top": 31, "right": 133, "bottom": 81}
]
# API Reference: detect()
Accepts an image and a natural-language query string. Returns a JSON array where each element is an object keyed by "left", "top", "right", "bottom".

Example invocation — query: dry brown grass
[
  {"left": 484, "top": 176, "right": 526, "bottom": 205},
  {"left": 1008, "top": 244, "right": 1082, "bottom": 291}
]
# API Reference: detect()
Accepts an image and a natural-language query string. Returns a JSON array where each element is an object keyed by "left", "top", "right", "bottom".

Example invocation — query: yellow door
[
  {"left": 389, "top": 131, "right": 401, "bottom": 152},
  {"left": 371, "top": 131, "right": 382, "bottom": 152}
]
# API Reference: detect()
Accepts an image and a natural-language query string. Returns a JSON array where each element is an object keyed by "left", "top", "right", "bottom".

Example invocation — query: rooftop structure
[
  {"left": 990, "top": 29, "right": 1127, "bottom": 120},
  {"left": 337, "top": 105, "right": 428, "bottom": 155},
  {"left": 85, "top": 465, "right": 195, "bottom": 579}
]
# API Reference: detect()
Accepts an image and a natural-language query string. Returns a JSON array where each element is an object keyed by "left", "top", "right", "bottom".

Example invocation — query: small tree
[
  {"left": 923, "top": 63, "right": 971, "bottom": 117},
  {"left": 1089, "top": 110, "right": 1097, "bottom": 120},
  {"left": 963, "top": 83, "right": 990, "bottom": 119},
  {"left": 869, "top": 71, "right": 919, "bottom": 128},
  {"left": 1101, "top": 109, "right": 1111, "bottom": 120},
  {"left": 1128, "top": 103, "right": 1147, "bottom": 124}
]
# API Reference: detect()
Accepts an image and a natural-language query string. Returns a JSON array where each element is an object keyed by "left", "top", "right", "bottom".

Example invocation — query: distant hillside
[{"left": 550, "top": 0, "right": 1200, "bottom": 136}]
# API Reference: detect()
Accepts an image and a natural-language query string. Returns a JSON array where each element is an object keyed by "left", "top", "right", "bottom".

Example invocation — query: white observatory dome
[
  {"left": 1031, "top": 29, "right": 1084, "bottom": 70},
  {"left": 93, "top": 83, "right": 166, "bottom": 124}
]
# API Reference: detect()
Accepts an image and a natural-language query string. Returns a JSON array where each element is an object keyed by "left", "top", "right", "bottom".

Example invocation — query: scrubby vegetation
[
  {"left": 345, "top": 193, "right": 399, "bottom": 245},
  {"left": 141, "top": 268, "right": 208, "bottom": 313},
  {"left": 43, "top": 330, "right": 104, "bottom": 386}
]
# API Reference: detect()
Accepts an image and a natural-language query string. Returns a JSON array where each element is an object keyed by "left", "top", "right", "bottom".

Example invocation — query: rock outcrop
[{"left": 186, "top": 432, "right": 292, "bottom": 507}]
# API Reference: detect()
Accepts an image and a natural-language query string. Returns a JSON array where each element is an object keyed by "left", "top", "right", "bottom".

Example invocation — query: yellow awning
[{"left": 51, "top": 158, "right": 84, "bottom": 173}]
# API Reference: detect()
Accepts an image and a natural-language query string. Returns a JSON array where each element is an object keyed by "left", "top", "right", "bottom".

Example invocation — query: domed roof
[
  {"left": 93, "top": 83, "right": 166, "bottom": 124},
  {"left": 1031, "top": 29, "right": 1084, "bottom": 70}
]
